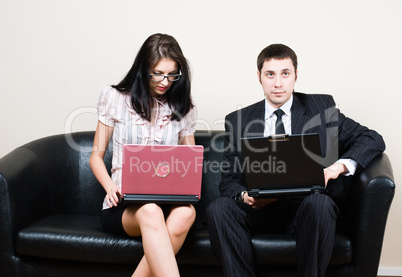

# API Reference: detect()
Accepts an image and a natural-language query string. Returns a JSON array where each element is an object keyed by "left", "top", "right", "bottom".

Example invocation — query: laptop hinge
[
  {"left": 268, "top": 134, "right": 289, "bottom": 142},
  {"left": 311, "top": 185, "right": 326, "bottom": 194},
  {"left": 248, "top": 189, "right": 260, "bottom": 198}
]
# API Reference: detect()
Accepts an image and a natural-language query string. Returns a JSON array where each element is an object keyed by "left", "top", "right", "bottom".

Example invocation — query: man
[{"left": 206, "top": 44, "right": 385, "bottom": 277}]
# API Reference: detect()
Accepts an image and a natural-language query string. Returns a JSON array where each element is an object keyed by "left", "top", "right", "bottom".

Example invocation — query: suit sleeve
[{"left": 324, "top": 95, "right": 386, "bottom": 169}]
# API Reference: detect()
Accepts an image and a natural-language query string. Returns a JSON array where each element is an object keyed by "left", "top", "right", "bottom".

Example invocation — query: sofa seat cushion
[
  {"left": 16, "top": 214, "right": 352, "bottom": 267},
  {"left": 16, "top": 214, "right": 144, "bottom": 264},
  {"left": 252, "top": 233, "right": 352, "bottom": 266},
  {"left": 178, "top": 229, "right": 352, "bottom": 267}
]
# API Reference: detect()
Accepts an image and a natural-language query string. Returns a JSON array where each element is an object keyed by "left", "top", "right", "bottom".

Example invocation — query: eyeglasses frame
[{"left": 149, "top": 71, "right": 182, "bottom": 82}]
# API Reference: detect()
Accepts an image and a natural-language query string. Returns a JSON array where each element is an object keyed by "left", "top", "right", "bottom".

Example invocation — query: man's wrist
[
  {"left": 337, "top": 158, "right": 358, "bottom": 176},
  {"left": 236, "top": 191, "right": 246, "bottom": 201}
]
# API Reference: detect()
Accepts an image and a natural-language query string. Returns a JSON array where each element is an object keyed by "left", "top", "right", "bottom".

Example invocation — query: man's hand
[
  {"left": 242, "top": 191, "right": 277, "bottom": 210},
  {"left": 323, "top": 162, "right": 348, "bottom": 186}
]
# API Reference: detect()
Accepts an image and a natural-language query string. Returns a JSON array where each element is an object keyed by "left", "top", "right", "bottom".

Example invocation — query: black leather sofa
[{"left": 0, "top": 130, "right": 395, "bottom": 277}]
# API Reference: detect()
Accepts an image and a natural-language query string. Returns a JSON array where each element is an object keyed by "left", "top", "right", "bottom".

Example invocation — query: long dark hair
[{"left": 112, "top": 33, "right": 193, "bottom": 121}]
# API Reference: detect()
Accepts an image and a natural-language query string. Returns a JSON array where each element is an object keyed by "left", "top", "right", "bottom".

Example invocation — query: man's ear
[
  {"left": 295, "top": 69, "right": 298, "bottom": 81},
  {"left": 257, "top": 71, "right": 261, "bottom": 84}
]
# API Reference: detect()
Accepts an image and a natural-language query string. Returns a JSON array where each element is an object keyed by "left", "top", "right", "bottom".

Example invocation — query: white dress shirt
[{"left": 264, "top": 95, "right": 293, "bottom": 137}]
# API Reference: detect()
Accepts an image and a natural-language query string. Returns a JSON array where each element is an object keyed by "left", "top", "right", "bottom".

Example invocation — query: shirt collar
[{"left": 264, "top": 94, "right": 293, "bottom": 120}]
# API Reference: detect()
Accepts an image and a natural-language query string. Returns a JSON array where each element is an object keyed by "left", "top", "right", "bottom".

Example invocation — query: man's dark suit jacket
[{"left": 220, "top": 92, "right": 385, "bottom": 201}]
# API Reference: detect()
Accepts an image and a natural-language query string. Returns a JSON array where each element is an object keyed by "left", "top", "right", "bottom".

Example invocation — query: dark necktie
[{"left": 274, "top": 109, "right": 285, "bottom": 134}]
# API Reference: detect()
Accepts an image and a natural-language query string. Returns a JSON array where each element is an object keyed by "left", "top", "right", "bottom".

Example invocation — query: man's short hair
[{"left": 257, "top": 44, "right": 298, "bottom": 72}]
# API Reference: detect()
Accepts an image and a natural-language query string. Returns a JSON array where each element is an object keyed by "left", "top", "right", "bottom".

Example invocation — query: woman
[{"left": 89, "top": 33, "right": 197, "bottom": 277}]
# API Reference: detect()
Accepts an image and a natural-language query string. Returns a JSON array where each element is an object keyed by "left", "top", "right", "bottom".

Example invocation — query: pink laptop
[{"left": 121, "top": 144, "right": 204, "bottom": 203}]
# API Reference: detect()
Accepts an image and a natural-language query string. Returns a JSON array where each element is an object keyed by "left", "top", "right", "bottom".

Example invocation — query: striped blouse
[{"left": 97, "top": 86, "right": 198, "bottom": 209}]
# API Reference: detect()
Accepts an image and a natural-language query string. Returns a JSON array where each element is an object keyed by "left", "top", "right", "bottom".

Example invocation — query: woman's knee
[
  {"left": 136, "top": 203, "right": 165, "bottom": 223},
  {"left": 168, "top": 205, "right": 196, "bottom": 234},
  {"left": 175, "top": 204, "right": 196, "bottom": 225},
  {"left": 122, "top": 204, "right": 165, "bottom": 236}
]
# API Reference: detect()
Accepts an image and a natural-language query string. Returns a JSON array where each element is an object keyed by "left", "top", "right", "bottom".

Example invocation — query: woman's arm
[
  {"left": 89, "top": 121, "right": 120, "bottom": 207},
  {"left": 180, "top": 134, "right": 195, "bottom": 146}
]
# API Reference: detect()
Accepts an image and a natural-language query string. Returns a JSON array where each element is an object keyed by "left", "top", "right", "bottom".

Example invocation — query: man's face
[{"left": 258, "top": 58, "right": 297, "bottom": 108}]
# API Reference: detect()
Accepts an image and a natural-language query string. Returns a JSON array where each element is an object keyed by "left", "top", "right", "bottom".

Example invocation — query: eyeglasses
[{"left": 149, "top": 71, "right": 182, "bottom": 82}]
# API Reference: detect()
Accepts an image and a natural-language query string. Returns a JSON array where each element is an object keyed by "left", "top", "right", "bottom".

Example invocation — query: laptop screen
[
  {"left": 240, "top": 134, "right": 325, "bottom": 196},
  {"left": 121, "top": 144, "right": 204, "bottom": 203}
]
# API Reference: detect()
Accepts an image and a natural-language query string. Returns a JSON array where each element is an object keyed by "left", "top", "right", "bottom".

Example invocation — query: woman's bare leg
[
  {"left": 123, "top": 204, "right": 196, "bottom": 277},
  {"left": 123, "top": 203, "right": 178, "bottom": 277},
  {"left": 165, "top": 204, "right": 196, "bottom": 253}
]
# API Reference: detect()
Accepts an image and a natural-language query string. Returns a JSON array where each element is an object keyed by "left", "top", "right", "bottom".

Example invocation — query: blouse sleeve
[
  {"left": 179, "top": 104, "right": 198, "bottom": 137},
  {"left": 97, "top": 86, "right": 116, "bottom": 127}
]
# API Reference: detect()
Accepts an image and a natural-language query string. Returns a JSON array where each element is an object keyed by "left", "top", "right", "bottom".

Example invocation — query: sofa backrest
[
  {"left": 2, "top": 131, "right": 224, "bottom": 219},
  {"left": 29, "top": 131, "right": 225, "bottom": 218},
  {"left": 26, "top": 131, "right": 107, "bottom": 216},
  {"left": 192, "top": 130, "right": 225, "bottom": 228}
]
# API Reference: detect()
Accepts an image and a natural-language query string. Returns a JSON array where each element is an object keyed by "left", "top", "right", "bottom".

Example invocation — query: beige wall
[{"left": 1, "top": 0, "right": 401, "bottom": 273}]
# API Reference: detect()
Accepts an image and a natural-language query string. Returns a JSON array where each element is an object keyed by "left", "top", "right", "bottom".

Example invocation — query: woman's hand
[{"left": 105, "top": 185, "right": 121, "bottom": 208}]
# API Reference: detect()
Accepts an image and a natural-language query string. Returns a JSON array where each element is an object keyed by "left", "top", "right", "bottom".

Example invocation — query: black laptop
[{"left": 240, "top": 133, "right": 326, "bottom": 197}]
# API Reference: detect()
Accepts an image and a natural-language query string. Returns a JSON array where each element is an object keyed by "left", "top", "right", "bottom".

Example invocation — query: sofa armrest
[
  {"left": 350, "top": 153, "right": 395, "bottom": 277},
  {"left": 0, "top": 146, "right": 54, "bottom": 275},
  {"left": 0, "top": 147, "right": 54, "bottom": 229},
  {"left": 0, "top": 132, "right": 107, "bottom": 275}
]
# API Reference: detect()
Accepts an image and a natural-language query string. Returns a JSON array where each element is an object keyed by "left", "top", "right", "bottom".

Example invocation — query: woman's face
[{"left": 149, "top": 58, "right": 179, "bottom": 98}]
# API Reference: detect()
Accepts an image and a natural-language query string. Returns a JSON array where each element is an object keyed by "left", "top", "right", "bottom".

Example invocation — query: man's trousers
[{"left": 206, "top": 193, "right": 338, "bottom": 277}]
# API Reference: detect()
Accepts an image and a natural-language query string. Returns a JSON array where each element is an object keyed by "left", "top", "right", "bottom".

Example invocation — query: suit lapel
[
  {"left": 291, "top": 94, "right": 310, "bottom": 134},
  {"left": 244, "top": 97, "right": 312, "bottom": 136},
  {"left": 243, "top": 96, "right": 320, "bottom": 137},
  {"left": 244, "top": 100, "right": 265, "bottom": 137},
  {"left": 291, "top": 93, "right": 328, "bottom": 158}
]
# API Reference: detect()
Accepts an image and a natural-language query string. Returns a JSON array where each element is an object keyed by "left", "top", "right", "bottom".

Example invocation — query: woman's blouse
[{"left": 97, "top": 86, "right": 198, "bottom": 210}]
